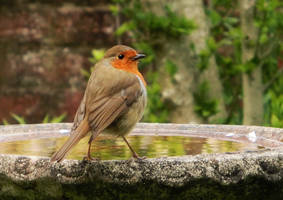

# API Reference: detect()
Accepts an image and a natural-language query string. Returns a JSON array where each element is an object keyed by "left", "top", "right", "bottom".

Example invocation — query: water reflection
[{"left": 0, "top": 135, "right": 261, "bottom": 160}]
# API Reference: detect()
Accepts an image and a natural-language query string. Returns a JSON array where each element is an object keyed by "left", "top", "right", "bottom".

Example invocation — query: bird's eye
[{"left": 118, "top": 54, "right": 124, "bottom": 59}]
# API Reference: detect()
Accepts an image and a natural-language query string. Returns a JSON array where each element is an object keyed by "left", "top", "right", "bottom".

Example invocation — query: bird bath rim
[{"left": 0, "top": 123, "right": 282, "bottom": 149}]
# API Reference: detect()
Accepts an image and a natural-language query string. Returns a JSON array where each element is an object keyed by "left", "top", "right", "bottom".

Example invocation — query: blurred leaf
[
  {"left": 109, "top": 4, "right": 119, "bottom": 15},
  {"left": 143, "top": 72, "right": 169, "bottom": 123},
  {"left": 207, "top": 36, "right": 217, "bottom": 51},
  {"left": 115, "top": 22, "right": 135, "bottom": 36},
  {"left": 50, "top": 113, "right": 66, "bottom": 123},
  {"left": 271, "top": 115, "right": 282, "bottom": 128},
  {"left": 42, "top": 113, "right": 67, "bottom": 123},
  {"left": 11, "top": 113, "right": 26, "bottom": 124},
  {"left": 234, "top": 61, "right": 257, "bottom": 73},
  {"left": 207, "top": 9, "right": 222, "bottom": 27},
  {"left": 197, "top": 49, "right": 211, "bottom": 71},
  {"left": 224, "top": 17, "right": 239, "bottom": 25},
  {"left": 193, "top": 81, "right": 219, "bottom": 121},
  {"left": 2, "top": 119, "right": 9, "bottom": 125},
  {"left": 234, "top": 64, "right": 246, "bottom": 73},
  {"left": 80, "top": 68, "right": 91, "bottom": 79},
  {"left": 42, "top": 115, "right": 50, "bottom": 123},
  {"left": 259, "top": 33, "right": 268, "bottom": 44},
  {"left": 90, "top": 49, "right": 105, "bottom": 63},
  {"left": 165, "top": 59, "right": 178, "bottom": 78}
]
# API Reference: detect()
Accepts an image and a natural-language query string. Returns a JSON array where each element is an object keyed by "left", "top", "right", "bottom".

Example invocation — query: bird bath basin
[{"left": 0, "top": 123, "right": 282, "bottom": 199}]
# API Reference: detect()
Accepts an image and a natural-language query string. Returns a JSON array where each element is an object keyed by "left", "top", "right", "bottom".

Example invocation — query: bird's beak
[{"left": 131, "top": 54, "right": 146, "bottom": 61}]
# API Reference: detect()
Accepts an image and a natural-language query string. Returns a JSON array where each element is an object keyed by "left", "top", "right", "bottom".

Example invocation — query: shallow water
[{"left": 0, "top": 135, "right": 262, "bottom": 160}]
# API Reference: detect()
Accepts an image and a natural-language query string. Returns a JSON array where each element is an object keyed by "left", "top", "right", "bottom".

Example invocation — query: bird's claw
[
  {"left": 83, "top": 156, "right": 100, "bottom": 162},
  {"left": 133, "top": 154, "right": 147, "bottom": 160}
]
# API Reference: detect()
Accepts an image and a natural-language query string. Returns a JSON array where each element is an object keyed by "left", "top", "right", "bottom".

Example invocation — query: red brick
[{"left": 0, "top": 4, "right": 116, "bottom": 45}]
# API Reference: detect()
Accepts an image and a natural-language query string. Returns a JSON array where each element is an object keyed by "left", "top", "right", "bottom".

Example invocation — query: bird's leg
[
  {"left": 87, "top": 141, "right": 93, "bottom": 160},
  {"left": 122, "top": 136, "right": 145, "bottom": 160},
  {"left": 83, "top": 133, "right": 99, "bottom": 161}
]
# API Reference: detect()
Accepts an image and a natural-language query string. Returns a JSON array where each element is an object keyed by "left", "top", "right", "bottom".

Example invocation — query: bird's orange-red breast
[{"left": 50, "top": 45, "right": 147, "bottom": 162}]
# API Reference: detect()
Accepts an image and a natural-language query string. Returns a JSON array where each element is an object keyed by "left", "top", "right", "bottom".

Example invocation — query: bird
[{"left": 50, "top": 45, "right": 147, "bottom": 162}]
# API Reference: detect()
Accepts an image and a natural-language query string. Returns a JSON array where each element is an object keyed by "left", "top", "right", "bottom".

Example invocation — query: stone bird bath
[{"left": 0, "top": 123, "right": 282, "bottom": 199}]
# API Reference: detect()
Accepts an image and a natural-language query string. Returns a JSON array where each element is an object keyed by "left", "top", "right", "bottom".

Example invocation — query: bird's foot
[
  {"left": 83, "top": 156, "right": 100, "bottom": 162},
  {"left": 132, "top": 153, "right": 147, "bottom": 160}
]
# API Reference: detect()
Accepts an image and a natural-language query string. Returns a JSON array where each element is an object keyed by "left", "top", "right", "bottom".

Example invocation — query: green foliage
[
  {"left": 203, "top": 0, "right": 283, "bottom": 125},
  {"left": 115, "top": 0, "right": 195, "bottom": 43},
  {"left": 251, "top": 0, "right": 282, "bottom": 126},
  {"left": 265, "top": 77, "right": 283, "bottom": 128},
  {"left": 11, "top": 113, "right": 26, "bottom": 124},
  {"left": 143, "top": 72, "right": 169, "bottom": 123},
  {"left": 191, "top": 9, "right": 241, "bottom": 122},
  {"left": 195, "top": 36, "right": 220, "bottom": 71},
  {"left": 42, "top": 113, "right": 66, "bottom": 124},
  {"left": 115, "top": 22, "right": 135, "bottom": 36},
  {"left": 2, "top": 119, "right": 9, "bottom": 125},
  {"left": 109, "top": 4, "right": 119, "bottom": 15},
  {"left": 165, "top": 59, "right": 178, "bottom": 82},
  {"left": 206, "top": 9, "right": 222, "bottom": 27},
  {"left": 89, "top": 49, "right": 105, "bottom": 64},
  {"left": 270, "top": 95, "right": 283, "bottom": 128},
  {"left": 193, "top": 82, "right": 218, "bottom": 122},
  {"left": 197, "top": 48, "right": 211, "bottom": 71}
]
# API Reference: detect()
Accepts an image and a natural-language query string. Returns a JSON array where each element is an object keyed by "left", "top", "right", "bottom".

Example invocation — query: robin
[{"left": 50, "top": 45, "right": 147, "bottom": 162}]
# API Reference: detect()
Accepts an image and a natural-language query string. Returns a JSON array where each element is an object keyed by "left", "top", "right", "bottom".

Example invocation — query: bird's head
[{"left": 104, "top": 45, "right": 146, "bottom": 86}]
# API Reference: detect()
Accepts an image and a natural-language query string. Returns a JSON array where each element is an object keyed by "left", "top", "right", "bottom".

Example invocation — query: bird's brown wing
[{"left": 72, "top": 93, "right": 86, "bottom": 132}]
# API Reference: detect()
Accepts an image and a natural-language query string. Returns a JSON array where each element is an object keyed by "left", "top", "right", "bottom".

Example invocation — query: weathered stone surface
[
  {"left": 0, "top": 149, "right": 282, "bottom": 186},
  {"left": 0, "top": 150, "right": 282, "bottom": 199}
]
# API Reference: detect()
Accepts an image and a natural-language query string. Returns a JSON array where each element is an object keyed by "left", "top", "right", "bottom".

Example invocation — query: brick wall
[{"left": 0, "top": 0, "right": 118, "bottom": 123}]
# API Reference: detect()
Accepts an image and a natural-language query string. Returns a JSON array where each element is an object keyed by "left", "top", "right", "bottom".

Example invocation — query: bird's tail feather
[{"left": 50, "top": 119, "right": 89, "bottom": 162}]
